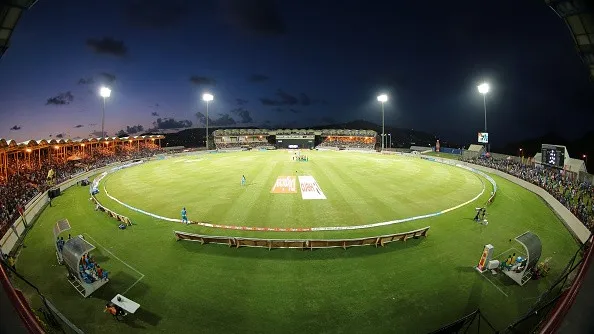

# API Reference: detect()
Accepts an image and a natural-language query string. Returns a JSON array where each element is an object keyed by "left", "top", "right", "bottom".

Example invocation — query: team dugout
[{"left": 213, "top": 129, "right": 377, "bottom": 150}]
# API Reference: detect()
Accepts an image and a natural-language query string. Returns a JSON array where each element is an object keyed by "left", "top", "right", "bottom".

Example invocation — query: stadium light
[
  {"left": 202, "top": 93, "right": 214, "bottom": 150},
  {"left": 477, "top": 82, "right": 489, "bottom": 152},
  {"left": 377, "top": 94, "right": 388, "bottom": 151},
  {"left": 99, "top": 87, "right": 111, "bottom": 138},
  {"left": 477, "top": 83, "right": 490, "bottom": 94}
]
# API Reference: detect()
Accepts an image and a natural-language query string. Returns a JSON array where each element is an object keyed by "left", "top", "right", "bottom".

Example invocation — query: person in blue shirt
[
  {"left": 241, "top": 175, "right": 246, "bottom": 186},
  {"left": 181, "top": 207, "right": 188, "bottom": 224}
]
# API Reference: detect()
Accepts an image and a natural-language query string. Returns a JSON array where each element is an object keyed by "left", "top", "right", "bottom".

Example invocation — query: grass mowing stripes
[{"left": 11, "top": 150, "right": 580, "bottom": 333}]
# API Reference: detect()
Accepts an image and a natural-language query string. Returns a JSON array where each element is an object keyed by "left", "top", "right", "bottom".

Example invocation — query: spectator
[{"left": 464, "top": 156, "right": 593, "bottom": 231}]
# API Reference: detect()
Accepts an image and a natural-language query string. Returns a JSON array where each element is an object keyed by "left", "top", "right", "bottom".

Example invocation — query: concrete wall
[
  {"left": 449, "top": 159, "right": 590, "bottom": 244},
  {"left": 0, "top": 164, "right": 119, "bottom": 255},
  {"left": 402, "top": 152, "right": 591, "bottom": 243},
  {"left": 466, "top": 163, "right": 591, "bottom": 243}
]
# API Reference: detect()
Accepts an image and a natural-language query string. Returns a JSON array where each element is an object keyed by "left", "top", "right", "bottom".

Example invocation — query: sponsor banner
[
  {"left": 298, "top": 176, "right": 326, "bottom": 200},
  {"left": 271, "top": 176, "right": 297, "bottom": 193}
]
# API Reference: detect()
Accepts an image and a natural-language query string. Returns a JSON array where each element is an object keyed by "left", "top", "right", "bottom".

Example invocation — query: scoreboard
[{"left": 541, "top": 144, "right": 565, "bottom": 168}]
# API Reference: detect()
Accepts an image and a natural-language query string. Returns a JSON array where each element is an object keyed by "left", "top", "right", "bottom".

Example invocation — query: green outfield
[
  {"left": 13, "top": 151, "right": 580, "bottom": 333},
  {"left": 101, "top": 150, "right": 482, "bottom": 231}
]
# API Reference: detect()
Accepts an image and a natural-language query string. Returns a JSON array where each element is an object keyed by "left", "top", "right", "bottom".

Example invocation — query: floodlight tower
[
  {"left": 202, "top": 93, "right": 214, "bottom": 150},
  {"left": 99, "top": 87, "right": 111, "bottom": 138},
  {"left": 477, "top": 83, "right": 490, "bottom": 151},
  {"left": 377, "top": 94, "right": 388, "bottom": 151}
]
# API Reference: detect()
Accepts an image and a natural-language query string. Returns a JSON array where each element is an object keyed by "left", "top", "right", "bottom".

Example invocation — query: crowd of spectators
[
  {"left": 215, "top": 141, "right": 270, "bottom": 150},
  {"left": 465, "top": 157, "right": 594, "bottom": 231},
  {"left": 318, "top": 137, "right": 375, "bottom": 150},
  {"left": 0, "top": 144, "right": 162, "bottom": 236}
]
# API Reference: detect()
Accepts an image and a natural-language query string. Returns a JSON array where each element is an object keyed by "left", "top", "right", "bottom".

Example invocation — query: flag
[{"left": 17, "top": 205, "right": 24, "bottom": 217}]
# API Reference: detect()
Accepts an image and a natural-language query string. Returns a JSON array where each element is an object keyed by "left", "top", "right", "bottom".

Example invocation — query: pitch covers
[
  {"left": 298, "top": 176, "right": 326, "bottom": 200},
  {"left": 270, "top": 176, "right": 297, "bottom": 193}
]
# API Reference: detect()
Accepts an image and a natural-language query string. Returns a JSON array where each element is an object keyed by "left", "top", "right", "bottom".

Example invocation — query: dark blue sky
[{"left": 0, "top": 0, "right": 592, "bottom": 147}]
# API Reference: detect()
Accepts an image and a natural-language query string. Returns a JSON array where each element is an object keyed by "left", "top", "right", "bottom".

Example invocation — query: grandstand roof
[
  {"left": 565, "top": 157, "right": 588, "bottom": 173},
  {"left": 467, "top": 144, "right": 485, "bottom": 152},
  {"left": 0, "top": 0, "right": 37, "bottom": 58},
  {"left": 0, "top": 135, "right": 164, "bottom": 152},
  {"left": 547, "top": 0, "right": 594, "bottom": 79}
]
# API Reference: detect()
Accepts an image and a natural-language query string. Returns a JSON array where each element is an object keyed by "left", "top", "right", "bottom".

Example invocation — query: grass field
[
  {"left": 102, "top": 150, "right": 482, "bottom": 230},
  {"left": 13, "top": 151, "right": 580, "bottom": 333}
]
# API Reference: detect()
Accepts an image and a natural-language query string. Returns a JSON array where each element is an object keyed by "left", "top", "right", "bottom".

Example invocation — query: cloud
[
  {"left": 230, "top": 107, "right": 253, "bottom": 123},
  {"left": 86, "top": 37, "right": 128, "bottom": 57},
  {"left": 73, "top": 124, "right": 84, "bottom": 128},
  {"left": 189, "top": 75, "right": 216, "bottom": 86},
  {"left": 98, "top": 72, "right": 117, "bottom": 84},
  {"left": 126, "top": 124, "right": 144, "bottom": 134},
  {"left": 260, "top": 89, "right": 325, "bottom": 107},
  {"left": 273, "top": 107, "right": 284, "bottom": 113},
  {"left": 10, "top": 125, "right": 21, "bottom": 131},
  {"left": 151, "top": 111, "right": 159, "bottom": 116},
  {"left": 260, "top": 89, "right": 298, "bottom": 106},
  {"left": 46, "top": 91, "right": 74, "bottom": 105},
  {"left": 222, "top": 0, "right": 286, "bottom": 36},
  {"left": 78, "top": 77, "right": 94, "bottom": 85},
  {"left": 122, "top": 0, "right": 188, "bottom": 29},
  {"left": 248, "top": 74, "right": 269, "bottom": 82},
  {"left": 151, "top": 118, "right": 192, "bottom": 130},
  {"left": 236, "top": 98, "right": 248, "bottom": 106},
  {"left": 149, "top": 103, "right": 160, "bottom": 108},
  {"left": 289, "top": 108, "right": 300, "bottom": 114},
  {"left": 195, "top": 112, "right": 237, "bottom": 126},
  {"left": 55, "top": 133, "right": 64, "bottom": 138},
  {"left": 299, "top": 93, "right": 311, "bottom": 106},
  {"left": 90, "top": 131, "right": 107, "bottom": 137}
]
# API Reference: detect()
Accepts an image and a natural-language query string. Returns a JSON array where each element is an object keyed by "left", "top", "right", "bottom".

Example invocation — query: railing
[
  {"left": 0, "top": 261, "right": 45, "bottom": 334},
  {"left": 174, "top": 226, "right": 430, "bottom": 250},
  {"left": 537, "top": 235, "right": 593, "bottom": 333}
]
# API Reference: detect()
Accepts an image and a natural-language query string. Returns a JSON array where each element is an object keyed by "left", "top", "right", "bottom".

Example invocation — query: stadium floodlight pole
[
  {"left": 99, "top": 87, "right": 111, "bottom": 138},
  {"left": 388, "top": 133, "right": 391, "bottom": 148},
  {"left": 477, "top": 83, "right": 490, "bottom": 151},
  {"left": 202, "top": 93, "right": 214, "bottom": 150},
  {"left": 377, "top": 94, "right": 388, "bottom": 151}
]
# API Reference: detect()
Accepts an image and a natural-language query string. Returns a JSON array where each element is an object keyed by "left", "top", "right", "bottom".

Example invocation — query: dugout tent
[
  {"left": 61, "top": 234, "right": 109, "bottom": 297},
  {"left": 503, "top": 231, "right": 542, "bottom": 286},
  {"left": 52, "top": 219, "right": 71, "bottom": 264}
]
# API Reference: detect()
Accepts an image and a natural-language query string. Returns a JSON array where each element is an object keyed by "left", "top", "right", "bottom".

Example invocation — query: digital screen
[
  {"left": 541, "top": 144, "right": 565, "bottom": 168},
  {"left": 478, "top": 132, "right": 489, "bottom": 144}
]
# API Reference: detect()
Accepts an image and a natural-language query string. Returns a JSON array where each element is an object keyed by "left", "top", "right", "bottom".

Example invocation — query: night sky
[{"left": 0, "top": 0, "right": 592, "bottom": 147}]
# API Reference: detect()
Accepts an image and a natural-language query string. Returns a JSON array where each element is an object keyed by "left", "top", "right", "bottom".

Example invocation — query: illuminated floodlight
[
  {"left": 377, "top": 94, "right": 388, "bottom": 102},
  {"left": 477, "top": 83, "right": 490, "bottom": 94},
  {"left": 99, "top": 87, "right": 111, "bottom": 98},
  {"left": 202, "top": 93, "right": 214, "bottom": 102}
]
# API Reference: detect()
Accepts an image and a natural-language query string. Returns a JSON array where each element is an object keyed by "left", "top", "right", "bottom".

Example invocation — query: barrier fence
[
  {"left": 174, "top": 226, "right": 430, "bottom": 250},
  {"left": 90, "top": 197, "right": 132, "bottom": 226}
]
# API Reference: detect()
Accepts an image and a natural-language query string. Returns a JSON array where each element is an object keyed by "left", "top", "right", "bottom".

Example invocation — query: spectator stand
[
  {"left": 55, "top": 222, "right": 109, "bottom": 297},
  {"left": 501, "top": 231, "right": 542, "bottom": 286}
]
